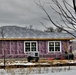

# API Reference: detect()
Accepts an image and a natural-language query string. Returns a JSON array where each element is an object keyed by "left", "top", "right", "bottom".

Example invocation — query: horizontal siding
[
  {"left": 0, "top": 41, "right": 26, "bottom": 58},
  {"left": 39, "top": 40, "right": 70, "bottom": 58},
  {"left": 0, "top": 40, "right": 70, "bottom": 59}
]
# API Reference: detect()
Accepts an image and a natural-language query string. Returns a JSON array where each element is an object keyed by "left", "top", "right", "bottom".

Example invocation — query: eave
[{"left": 0, "top": 38, "right": 74, "bottom": 41}]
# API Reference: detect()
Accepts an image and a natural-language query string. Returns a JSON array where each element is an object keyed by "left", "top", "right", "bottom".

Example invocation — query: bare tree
[
  {"left": 1, "top": 27, "right": 5, "bottom": 38},
  {"left": 0, "top": 27, "right": 6, "bottom": 69},
  {"left": 45, "top": 27, "right": 54, "bottom": 32},
  {"left": 55, "top": 26, "right": 63, "bottom": 32},
  {"left": 73, "top": 0, "right": 76, "bottom": 12},
  {"left": 35, "top": 0, "right": 76, "bottom": 37}
]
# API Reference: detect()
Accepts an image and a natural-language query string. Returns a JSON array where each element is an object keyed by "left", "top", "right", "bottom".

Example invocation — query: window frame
[
  {"left": 48, "top": 41, "right": 61, "bottom": 52},
  {"left": 24, "top": 41, "right": 38, "bottom": 53}
]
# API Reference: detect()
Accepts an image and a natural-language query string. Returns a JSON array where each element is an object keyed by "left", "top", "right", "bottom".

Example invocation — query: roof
[{"left": 0, "top": 26, "right": 74, "bottom": 40}]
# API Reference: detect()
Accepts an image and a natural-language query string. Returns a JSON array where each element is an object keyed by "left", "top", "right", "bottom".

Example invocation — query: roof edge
[{"left": 0, "top": 38, "right": 74, "bottom": 41}]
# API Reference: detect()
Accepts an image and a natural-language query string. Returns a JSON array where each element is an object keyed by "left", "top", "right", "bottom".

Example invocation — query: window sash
[
  {"left": 24, "top": 41, "right": 37, "bottom": 52},
  {"left": 48, "top": 41, "right": 61, "bottom": 52}
]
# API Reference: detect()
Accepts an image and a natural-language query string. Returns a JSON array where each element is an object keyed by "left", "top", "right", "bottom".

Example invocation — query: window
[
  {"left": 24, "top": 41, "right": 38, "bottom": 52},
  {"left": 48, "top": 41, "right": 61, "bottom": 52}
]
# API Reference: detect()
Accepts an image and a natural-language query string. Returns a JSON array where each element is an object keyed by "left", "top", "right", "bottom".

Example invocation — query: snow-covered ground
[
  {"left": 0, "top": 60, "right": 76, "bottom": 66},
  {"left": 0, "top": 66, "right": 76, "bottom": 75},
  {"left": 0, "top": 60, "right": 76, "bottom": 75}
]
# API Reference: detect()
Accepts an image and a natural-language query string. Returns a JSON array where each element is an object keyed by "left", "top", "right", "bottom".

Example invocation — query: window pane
[
  {"left": 49, "top": 47, "right": 54, "bottom": 51},
  {"left": 55, "top": 42, "right": 60, "bottom": 46},
  {"left": 31, "top": 42, "right": 36, "bottom": 51},
  {"left": 49, "top": 42, "right": 54, "bottom": 46},
  {"left": 31, "top": 48, "right": 36, "bottom": 51},
  {"left": 31, "top": 42, "right": 36, "bottom": 47},
  {"left": 25, "top": 42, "right": 30, "bottom": 52},
  {"left": 55, "top": 47, "right": 60, "bottom": 51},
  {"left": 49, "top": 42, "right": 54, "bottom": 52},
  {"left": 26, "top": 48, "right": 30, "bottom": 52},
  {"left": 25, "top": 42, "right": 30, "bottom": 47}
]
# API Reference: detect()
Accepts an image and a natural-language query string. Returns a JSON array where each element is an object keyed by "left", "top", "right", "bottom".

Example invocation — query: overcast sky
[{"left": 0, "top": 0, "right": 73, "bottom": 31}]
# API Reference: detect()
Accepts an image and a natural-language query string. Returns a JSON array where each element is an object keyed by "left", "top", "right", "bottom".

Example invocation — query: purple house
[{"left": 0, "top": 26, "right": 74, "bottom": 59}]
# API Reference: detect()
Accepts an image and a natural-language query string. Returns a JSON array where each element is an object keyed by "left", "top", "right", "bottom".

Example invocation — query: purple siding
[
  {"left": 17, "top": 41, "right": 24, "bottom": 54},
  {"left": 10, "top": 41, "right": 17, "bottom": 54},
  {"left": 61, "top": 41, "right": 69, "bottom": 53},
  {"left": 0, "top": 41, "right": 2, "bottom": 54},
  {"left": 0, "top": 41, "right": 25, "bottom": 58},
  {"left": 38, "top": 41, "right": 70, "bottom": 58},
  {"left": 70, "top": 42, "right": 76, "bottom": 59},
  {"left": 38, "top": 41, "right": 47, "bottom": 54},
  {"left": 0, "top": 40, "right": 70, "bottom": 59}
]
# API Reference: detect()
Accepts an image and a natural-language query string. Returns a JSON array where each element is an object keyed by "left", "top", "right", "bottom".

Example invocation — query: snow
[
  {"left": 3, "top": 60, "right": 76, "bottom": 66},
  {"left": 7, "top": 62, "right": 36, "bottom": 66},
  {"left": 0, "top": 66, "right": 75, "bottom": 75},
  {"left": 0, "top": 60, "right": 76, "bottom": 75},
  {"left": 0, "top": 60, "right": 49, "bottom": 66}
]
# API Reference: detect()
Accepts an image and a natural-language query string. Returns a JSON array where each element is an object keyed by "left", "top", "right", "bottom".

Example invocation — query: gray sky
[{"left": 0, "top": 0, "right": 73, "bottom": 31}]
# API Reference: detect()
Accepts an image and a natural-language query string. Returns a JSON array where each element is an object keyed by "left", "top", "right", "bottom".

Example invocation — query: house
[{"left": 0, "top": 26, "right": 75, "bottom": 59}]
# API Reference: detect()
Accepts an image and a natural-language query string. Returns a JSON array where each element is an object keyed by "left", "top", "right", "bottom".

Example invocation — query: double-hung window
[
  {"left": 48, "top": 41, "right": 61, "bottom": 52},
  {"left": 24, "top": 41, "right": 38, "bottom": 52}
]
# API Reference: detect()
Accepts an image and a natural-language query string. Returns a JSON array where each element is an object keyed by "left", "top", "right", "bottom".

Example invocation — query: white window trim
[
  {"left": 48, "top": 41, "right": 61, "bottom": 52},
  {"left": 24, "top": 41, "right": 38, "bottom": 53}
]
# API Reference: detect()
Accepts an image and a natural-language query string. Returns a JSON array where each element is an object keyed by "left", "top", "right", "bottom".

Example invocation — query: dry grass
[
  {"left": 38, "top": 59, "right": 69, "bottom": 64},
  {"left": 0, "top": 58, "right": 75, "bottom": 69}
]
